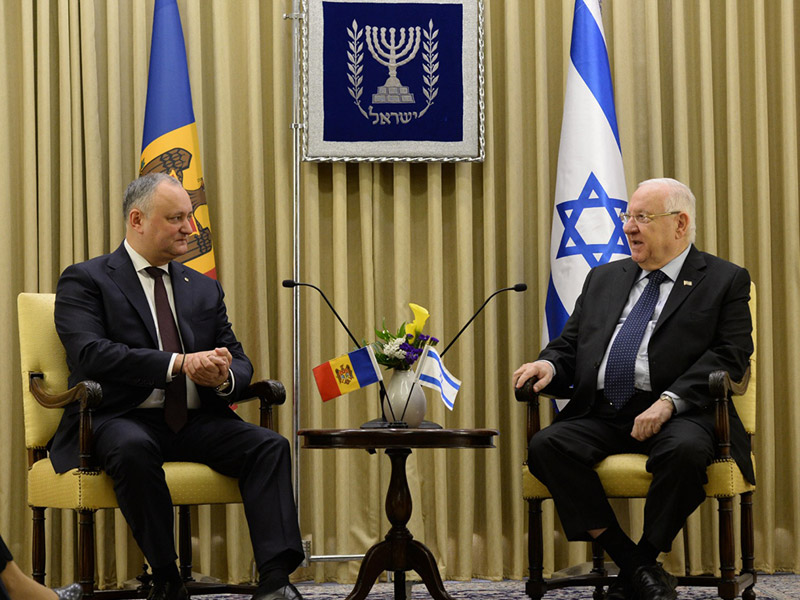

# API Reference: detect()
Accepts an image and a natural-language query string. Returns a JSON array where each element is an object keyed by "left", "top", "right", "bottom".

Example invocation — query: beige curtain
[{"left": 1, "top": 0, "right": 798, "bottom": 588}]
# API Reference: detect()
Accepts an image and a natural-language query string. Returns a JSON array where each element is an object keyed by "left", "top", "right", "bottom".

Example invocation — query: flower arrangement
[{"left": 371, "top": 303, "right": 439, "bottom": 371}]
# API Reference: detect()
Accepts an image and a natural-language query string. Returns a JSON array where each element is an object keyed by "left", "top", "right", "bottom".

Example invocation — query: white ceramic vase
[{"left": 383, "top": 368, "right": 426, "bottom": 427}]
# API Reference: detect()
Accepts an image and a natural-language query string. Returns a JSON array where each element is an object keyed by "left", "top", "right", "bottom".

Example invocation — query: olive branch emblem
[
  {"left": 419, "top": 19, "right": 439, "bottom": 118},
  {"left": 346, "top": 20, "right": 368, "bottom": 119}
]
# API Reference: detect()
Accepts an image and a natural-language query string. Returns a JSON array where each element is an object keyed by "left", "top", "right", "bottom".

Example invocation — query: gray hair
[
  {"left": 123, "top": 173, "right": 183, "bottom": 220},
  {"left": 637, "top": 177, "right": 697, "bottom": 243}
]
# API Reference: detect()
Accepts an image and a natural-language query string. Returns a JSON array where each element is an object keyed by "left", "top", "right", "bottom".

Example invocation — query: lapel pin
[
  {"left": 683, "top": 280, "right": 692, "bottom": 286},
  {"left": 184, "top": 277, "right": 189, "bottom": 282}
]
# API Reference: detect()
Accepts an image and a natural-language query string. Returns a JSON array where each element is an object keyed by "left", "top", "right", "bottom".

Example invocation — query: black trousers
[
  {"left": 94, "top": 409, "right": 304, "bottom": 572},
  {"left": 0, "top": 533, "right": 11, "bottom": 572},
  {"left": 527, "top": 392, "right": 716, "bottom": 552}
]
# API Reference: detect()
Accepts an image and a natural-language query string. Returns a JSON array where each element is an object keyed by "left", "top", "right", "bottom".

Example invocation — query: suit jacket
[
  {"left": 539, "top": 245, "right": 755, "bottom": 483},
  {"left": 49, "top": 242, "right": 254, "bottom": 473}
]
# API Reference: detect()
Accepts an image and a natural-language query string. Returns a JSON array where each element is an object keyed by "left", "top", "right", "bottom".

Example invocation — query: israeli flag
[
  {"left": 543, "top": 0, "right": 630, "bottom": 345},
  {"left": 416, "top": 347, "right": 461, "bottom": 411}
]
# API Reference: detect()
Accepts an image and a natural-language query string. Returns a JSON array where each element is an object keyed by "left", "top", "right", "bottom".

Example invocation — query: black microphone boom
[
  {"left": 440, "top": 283, "right": 527, "bottom": 357},
  {"left": 282, "top": 279, "right": 361, "bottom": 349}
]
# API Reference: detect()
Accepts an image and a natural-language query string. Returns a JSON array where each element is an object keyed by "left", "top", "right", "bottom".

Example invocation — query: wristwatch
[
  {"left": 215, "top": 374, "right": 232, "bottom": 394},
  {"left": 659, "top": 394, "right": 676, "bottom": 413}
]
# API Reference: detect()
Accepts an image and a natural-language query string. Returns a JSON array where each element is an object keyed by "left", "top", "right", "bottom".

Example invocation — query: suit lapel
[
  {"left": 107, "top": 244, "right": 160, "bottom": 347},
  {"left": 654, "top": 246, "right": 706, "bottom": 333},
  {"left": 169, "top": 261, "right": 195, "bottom": 352}
]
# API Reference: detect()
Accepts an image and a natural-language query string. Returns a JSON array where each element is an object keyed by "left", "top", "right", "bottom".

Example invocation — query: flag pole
[{"left": 285, "top": 0, "right": 303, "bottom": 513}]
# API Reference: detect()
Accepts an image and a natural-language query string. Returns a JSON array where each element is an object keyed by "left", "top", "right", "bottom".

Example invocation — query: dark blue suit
[
  {"left": 528, "top": 246, "right": 753, "bottom": 551},
  {"left": 52, "top": 243, "right": 303, "bottom": 572}
]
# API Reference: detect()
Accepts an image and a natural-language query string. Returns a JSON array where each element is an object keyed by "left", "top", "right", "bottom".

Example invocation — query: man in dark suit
[
  {"left": 513, "top": 178, "right": 753, "bottom": 600},
  {"left": 52, "top": 173, "right": 304, "bottom": 600}
]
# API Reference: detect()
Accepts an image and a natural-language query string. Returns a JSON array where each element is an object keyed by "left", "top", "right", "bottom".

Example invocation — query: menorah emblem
[{"left": 364, "top": 25, "right": 422, "bottom": 104}]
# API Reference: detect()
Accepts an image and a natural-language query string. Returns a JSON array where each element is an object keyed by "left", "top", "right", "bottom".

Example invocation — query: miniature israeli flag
[
  {"left": 416, "top": 347, "right": 461, "bottom": 411},
  {"left": 543, "top": 0, "right": 630, "bottom": 347}
]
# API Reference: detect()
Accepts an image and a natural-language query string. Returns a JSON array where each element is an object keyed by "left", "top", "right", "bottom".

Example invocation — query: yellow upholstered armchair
[
  {"left": 518, "top": 283, "right": 757, "bottom": 600},
  {"left": 18, "top": 292, "right": 287, "bottom": 598}
]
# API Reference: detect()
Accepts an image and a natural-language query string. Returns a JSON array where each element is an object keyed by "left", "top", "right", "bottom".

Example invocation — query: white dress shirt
[
  {"left": 124, "top": 240, "right": 202, "bottom": 410},
  {"left": 596, "top": 245, "right": 692, "bottom": 413}
]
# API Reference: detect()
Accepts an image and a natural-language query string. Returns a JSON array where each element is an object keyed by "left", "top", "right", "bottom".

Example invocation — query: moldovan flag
[
  {"left": 140, "top": 0, "right": 217, "bottom": 278},
  {"left": 313, "top": 346, "right": 383, "bottom": 402},
  {"left": 417, "top": 347, "right": 461, "bottom": 411},
  {"left": 543, "top": 0, "right": 629, "bottom": 346}
]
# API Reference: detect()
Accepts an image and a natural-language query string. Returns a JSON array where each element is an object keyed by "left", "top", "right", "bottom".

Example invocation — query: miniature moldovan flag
[
  {"left": 140, "top": 0, "right": 217, "bottom": 278},
  {"left": 313, "top": 346, "right": 383, "bottom": 402},
  {"left": 416, "top": 347, "right": 461, "bottom": 410}
]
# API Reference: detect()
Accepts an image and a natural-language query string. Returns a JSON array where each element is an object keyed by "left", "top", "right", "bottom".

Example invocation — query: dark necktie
[
  {"left": 604, "top": 269, "right": 667, "bottom": 410},
  {"left": 145, "top": 266, "right": 187, "bottom": 431}
]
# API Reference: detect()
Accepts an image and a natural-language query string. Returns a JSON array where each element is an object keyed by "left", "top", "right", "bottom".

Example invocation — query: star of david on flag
[{"left": 543, "top": 0, "right": 630, "bottom": 350}]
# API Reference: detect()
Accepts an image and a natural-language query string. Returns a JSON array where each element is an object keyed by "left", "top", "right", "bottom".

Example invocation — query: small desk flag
[
  {"left": 313, "top": 346, "right": 382, "bottom": 402},
  {"left": 140, "top": 0, "right": 217, "bottom": 278},
  {"left": 417, "top": 347, "right": 461, "bottom": 411}
]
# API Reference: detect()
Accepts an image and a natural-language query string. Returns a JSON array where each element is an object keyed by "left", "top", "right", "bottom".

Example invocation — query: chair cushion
[
  {"left": 29, "top": 459, "right": 242, "bottom": 510},
  {"left": 522, "top": 453, "right": 755, "bottom": 500}
]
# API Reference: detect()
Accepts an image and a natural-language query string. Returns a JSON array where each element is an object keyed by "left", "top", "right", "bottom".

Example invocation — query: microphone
[
  {"left": 285, "top": 279, "right": 396, "bottom": 427},
  {"left": 282, "top": 279, "right": 362, "bottom": 349},
  {"left": 440, "top": 283, "right": 527, "bottom": 357}
]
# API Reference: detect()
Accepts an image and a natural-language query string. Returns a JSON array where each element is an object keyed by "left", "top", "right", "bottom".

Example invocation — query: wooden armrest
[
  {"left": 514, "top": 378, "right": 541, "bottom": 404},
  {"left": 709, "top": 363, "right": 751, "bottom": 460},
  {"left": 235, "top": 379, "right": 286, "bottom": 407},
  {"left": 29, "top": 372, "right": 102, "bottom": 410},
  {"left": 515, "top": 379, "right": 543, "bottom": 443},
  {"left": 709, "top": 364, "right": 751, "bottom": 400},
  {"left": 29, "top": 372, "right": 102, "bottom": 471}
]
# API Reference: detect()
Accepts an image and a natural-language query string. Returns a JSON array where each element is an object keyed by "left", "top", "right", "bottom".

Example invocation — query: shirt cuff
[
  {"left": 215, "top": 371, "right": 236, "bottom": 397},
  {"left": 166, "top": 353, "right": 179, "bottom": 383},
  {"left": 662, "top": 391, "right": 688, "bottom": 414}
]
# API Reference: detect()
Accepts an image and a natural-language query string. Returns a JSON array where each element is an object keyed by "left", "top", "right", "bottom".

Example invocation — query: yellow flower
[{"left": 408, "top": 303, "right": 430, "bottom": 343}]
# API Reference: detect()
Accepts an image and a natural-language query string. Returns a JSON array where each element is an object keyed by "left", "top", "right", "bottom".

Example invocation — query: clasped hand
[{"left": 178, "top": 347, "right": 232, "bottom": 388}]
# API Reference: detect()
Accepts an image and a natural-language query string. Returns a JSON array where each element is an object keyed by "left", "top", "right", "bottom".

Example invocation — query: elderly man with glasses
[{"left": 514, "top": 178, "right": 754, "bottom": 600}]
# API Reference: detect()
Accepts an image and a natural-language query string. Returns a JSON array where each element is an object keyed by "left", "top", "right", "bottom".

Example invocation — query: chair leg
[
  {"left": 78, "top": 509, "right": 96, "bottom": 597},
  {"left": 590, "top": 539, "right": 607, "bottom": 600},
  {"left": 717, "top": 497, "right": 736, "bottom": 600},
  {"left": 178, "top": 506, "right": 194, "bottom": 581},
  {"left": 740, "top": 491, "right": 756, "bottom": 600},
  {"left": 525, "top": 499, "right": 546, "bottom": 600},
  {"left": 31, "top": 506, "right": 46, "bottom": 584}
]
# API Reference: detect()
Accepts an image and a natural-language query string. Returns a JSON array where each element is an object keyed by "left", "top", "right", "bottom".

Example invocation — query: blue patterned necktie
[{"left": 604, "top": 270, "right": 667, "bottom": 410}]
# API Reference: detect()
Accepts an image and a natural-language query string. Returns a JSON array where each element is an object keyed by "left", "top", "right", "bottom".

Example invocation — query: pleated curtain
[{"left": 0, "top": 0, "right": 798, "bottom": 588}]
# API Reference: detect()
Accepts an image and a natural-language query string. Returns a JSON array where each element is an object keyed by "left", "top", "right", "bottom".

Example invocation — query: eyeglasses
[{"left": 619, "top": 211, "right": 681, "bottom": 225}]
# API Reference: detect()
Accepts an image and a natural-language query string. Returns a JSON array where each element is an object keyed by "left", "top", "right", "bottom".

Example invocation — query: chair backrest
[
  {"left": 18, "top": 293, "right": 69, "bottom": 450},
  {"left": 732, "top": 281, "right": 757, "bottom": 435}
]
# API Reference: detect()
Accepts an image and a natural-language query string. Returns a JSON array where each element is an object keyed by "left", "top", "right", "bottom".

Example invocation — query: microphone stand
[
  {"left": 283, "top": 280, "right": 400, "bottom": 426},
  {"left": 440, "top": 284, "right": 527, "bottom": 357}
]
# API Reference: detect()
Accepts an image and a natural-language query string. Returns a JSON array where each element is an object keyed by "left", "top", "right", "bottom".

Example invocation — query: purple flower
[{"left": 399, "top": 342, "right": 423, "bottom": 365}]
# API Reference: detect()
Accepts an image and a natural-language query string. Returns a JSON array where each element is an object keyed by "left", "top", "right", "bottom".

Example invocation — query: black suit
[
  {"left": 528, "top": 245, "right": 753, "bottom": 551},
  {"left": 52, "top": 243, "right": 303, "bottom": 572}
]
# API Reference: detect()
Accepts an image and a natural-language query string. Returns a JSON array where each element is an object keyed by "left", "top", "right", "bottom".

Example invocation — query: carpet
[{"left": 191, "top": 574, "right": 799, "bottom": 599}]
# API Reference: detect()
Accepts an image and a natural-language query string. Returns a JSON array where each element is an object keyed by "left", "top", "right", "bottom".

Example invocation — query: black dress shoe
[
  {"left": 606, "top": 576, "right": 630, "bottom": 600},
  {"left": 630, "top": 563, "right": 677, "bottom": 600},
  {"left": 251, "top": 582, "right": 304, "bottom": 600},
  {"left": 147, "top": 579, "right": 188, "bottom": 600},
  {"left": 53, "top": 583, "right": 83, "bottom": 600}
]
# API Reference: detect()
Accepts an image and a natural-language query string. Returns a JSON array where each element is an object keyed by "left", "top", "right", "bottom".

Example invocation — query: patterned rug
[{"left": 190, "top": 574, "right": 799, "bottom": 599}]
